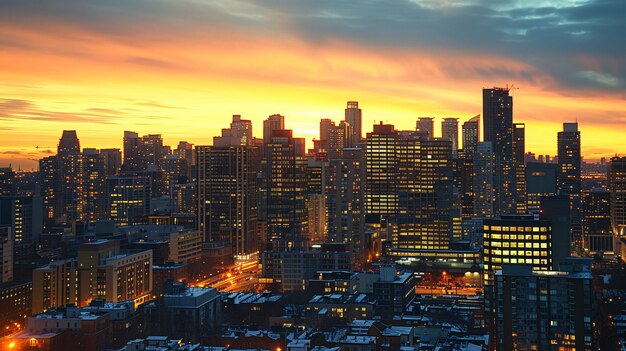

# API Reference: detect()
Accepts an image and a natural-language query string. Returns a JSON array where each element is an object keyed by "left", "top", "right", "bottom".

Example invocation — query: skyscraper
[
  {"left": 473, "top": 142, "right": 495, "bottom": 218},
  {"left": 326, "top": 148, "right": 366, "bottom": 267},
  {"left": 122, "top": 131, "right": 141, "bottom": 172},
  {"left": 483, "top": 214, "right": 553, "bottom": 330},
  {"left": 462, "top": 115, "right": 480, "bottom": 159},
  {"left": 327, "top": 121, "right": 350, "bottom": 160},
  {"left": 609, "top": 156, "right": 626, "bottom": 237},
  {"left": 395, "top": 134, "right": 454, "bottom": 250},
  {"left": 365, "top": 123, "right": 398, "bottom": 222},
  {"left": 263, "top": 114, "right": 285, "bottom": 145},
  {"left": 512, "top": 123, "right": 527, "bottom": 213},
  {"left": 40, "top": 155, "right": 60, "bottom": 226},
  {"left": 40, "top": 132, "right": 106, "bottom": 225},
  {"left": 0, "top": 226, "right": 13, "bottom": 282},
  {"left": 525, "top": 162, "right": 557, "bottom": 212},
  {"left": 557, "top": 122, "right": 582, "bottom": 254},
  {"left": 345, "top": 101, "right": 362, "bottom": 147},
  {"left": 57, "top": 130, "right": 80, "bottom": 156},
  {"left": 100, "top": 148, "right": 122, "bottom": 176},
  {"left": 540, "top": 195, "right": 571, "bottom": 269},
  {"left": 460, "top": 115, "right": 480, "bottom": 219},
  {"left": 416, "top": 117, "right": 434, "bottom": 139},
  {"left": 218, "top": 115, "right": 253, "bottom": 147},
  {"left": 106, "top": 176, "right": 151, "bottom": 226},
  {"left": 0, "top": 196, "right": 43, "bottom": 243},
  {"left": 306, "top": 194, "right": 326, "bottom": 243},
  {"left": 494, "top": 262, "right": 595, "bottom": 351},
  {"left": 441, "top": 118, "right": 459, "bottom": 158},
  {"left": 197, "top": 116, "right": 260, "bottom": 258},
  {"left": 583, "top": 188, "right": 613, "bottom": 253},
  {"left": 176, "top": 141, "right": 195, "bottom": 179},
  {"left": 75, "top": 149, "right": 106, "bottom": 222},
  {"left": 319, "top": 118, "right": 334, "bottom": 147},
  {"left": 262, "top": 129, "right": 308, "bottom": 251},
  {"left": 0, "top": 167, "right": 15, "bottom": 196},
  {"left": 483, "top": 87, "right": 515, "bottom": 216}
]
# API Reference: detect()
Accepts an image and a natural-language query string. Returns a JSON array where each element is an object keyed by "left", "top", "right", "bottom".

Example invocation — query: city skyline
[{"left": 1, "top": 0, "right": 626, "bottom": 168}]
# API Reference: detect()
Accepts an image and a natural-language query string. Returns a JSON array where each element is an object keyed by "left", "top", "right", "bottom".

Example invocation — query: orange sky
[{"left": 1, "top": 1, "right": 625, "bottom": 170}]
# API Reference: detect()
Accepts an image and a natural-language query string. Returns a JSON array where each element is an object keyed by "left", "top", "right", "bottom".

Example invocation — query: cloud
[
  {"left": 1, "top": 0, "right": 623, "bottom": 94},
  {"left": 0, "top": 98, "right": 123, "bottom": 124}
]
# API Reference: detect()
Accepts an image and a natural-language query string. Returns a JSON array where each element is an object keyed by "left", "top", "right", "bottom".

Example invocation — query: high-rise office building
[
  {"left": 483, "top": 214, "right": 552, "bottom": 320},
  {"left": 395, "top": 133, "right": 454, "bottom": 250},
  {"left": 319, "top": 118, "right": 334, "bottom": 147},
  {"left": 176, "top": 141, "right": 195, "bottom": 179},
  {"left": 483, "top": 87, "right": 515, "bottom": 216},
  {"left": 139, "top": 134, "right": 166, "bottom": 169},
  {"left": 512, "top": 123, "right": 527, "bottom": 213},
  {"left": 345, "top": 101, "right": 362, "bottom": 147},
  {"left": 122, "top": 131, "right": 141, "bottom": 172},
  {"left": 262, "top": 129, "right": 308, "bottom": 251},
  {"left": 416, "top": 117, "right": 434, "bottom": 139},
  {"left": 319, "top": 119, "right": 351, "bottom": 159},
  {"left": 0, "top": 196, "right": 43, "bottom": 243},
  {"left": 460, "top": 116, "right": 480, "bottom": 220},
  {"left": 161, "top": 154, "right": 188, "bottom": 192},
  {"left": 326, "top": 148, "right": 366, "bottom": 267},
  {"left": 0, "top": 167, "right": 15, "bottom": 196},
  {"left": 0, "top": 226, "right": 13, "bottom": 282},
  {"left": 263, "top": 114, "right": 285, "bottom": 145},
  {"left": 540, "top": 195, "right": 571, "bottom": 269},
  {"left": 106, "top": 176, "right": 151, "bottom": 226},
  {"left": 197, "top": 116, "right": 260, "bottom": 258},
  {"left": 583, "top": 188, "right": 613, "bottom": 253},
  {"left": 441, "top": 118, "right": 459, "bottom": 158},
  {"left": 609, "top": 156, "right": 626, "bottom": 237},
  {"left": 57, "top": 130, "right": 80, "bottom": 156},
  {"left": 40, "top": 132, "right": 106, "bottom": 226},
  {"left": 462, "top": 115, "right": 480, "bottom": 159},
  {"left": 494, "top": 261, "right": 595, "bottom": 351},
  {"left": 306, "top": 194, "right": 326, "bottom": 243},
  {"left": 459, "top": 151, "right": 475, "bottom": 220},
  {"left": 365, "top": 123, "right": 398, "bottom": 222},
  {"left": 306, "top": 157, "right": 328, "bottom": 195},
  {"left": 122, "top": 132, "right": 166, "bottom": 174},
  {"left": 218, "top": 115, "right": 253, "bottom": 147},
  {"left": 557, "top": 122, "right": 582, "bottom": 254},
  {"left": 39, "top": 155, "right": 60, "bottom": 226},
  {"left": 483, "top": 214, "right": 553, "bottom": 276},
  {"left": 525, "top": 162, "right": 558, "bottom": 212},
  {"left": 100, "top": 148, "right": 122, "bottom": 176},
  {"left": 473, "top": 142, "right": 495, "bottom": 218},
  {"left": 328, "top": 121, "right": 350, "bottom": 159},
  {"left": 74, "top": 148, "right": 107, "bottom": 222}
]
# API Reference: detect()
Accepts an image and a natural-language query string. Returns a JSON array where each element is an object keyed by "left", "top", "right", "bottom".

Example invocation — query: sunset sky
[{"left": 1, "top": 0, "right": 625, "bottom": 169}]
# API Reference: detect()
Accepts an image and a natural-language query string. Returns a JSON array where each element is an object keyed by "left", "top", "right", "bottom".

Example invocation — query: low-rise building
[
  {"left": 145, "top": 281, "right": 221, "bottom": 342},
  {"left": 14, "top": 305, "right": 110, "bottom": 351},
  {"left": 372, "top": 266, "right": 415, "bottom": 318},
  {"left": 306, "top": 293, "right": 376, "bottom": 327}
]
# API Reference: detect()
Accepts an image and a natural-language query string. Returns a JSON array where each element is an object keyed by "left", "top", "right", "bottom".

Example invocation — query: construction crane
[
  {"left": 506, "top": 84, "right": 520, "bottom": 93},
  {"left": 35, "top": 146, "right": 54, "bottom": 152}
]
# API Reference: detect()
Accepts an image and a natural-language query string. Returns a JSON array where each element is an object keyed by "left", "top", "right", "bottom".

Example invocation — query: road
[{"left": 191, "top": 260, "right": 260, "bottom": 293}]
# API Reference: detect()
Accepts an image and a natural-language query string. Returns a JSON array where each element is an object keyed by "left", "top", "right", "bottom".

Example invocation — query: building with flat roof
[
  {"left": 372, "top": 265, "right": 415, "bottom": 318},
  {"left": 494, "top": 260, "right": 594, "bottom": 351},
  {"left": 144, "top": 281, "right": 221, "bottom": 342}
]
